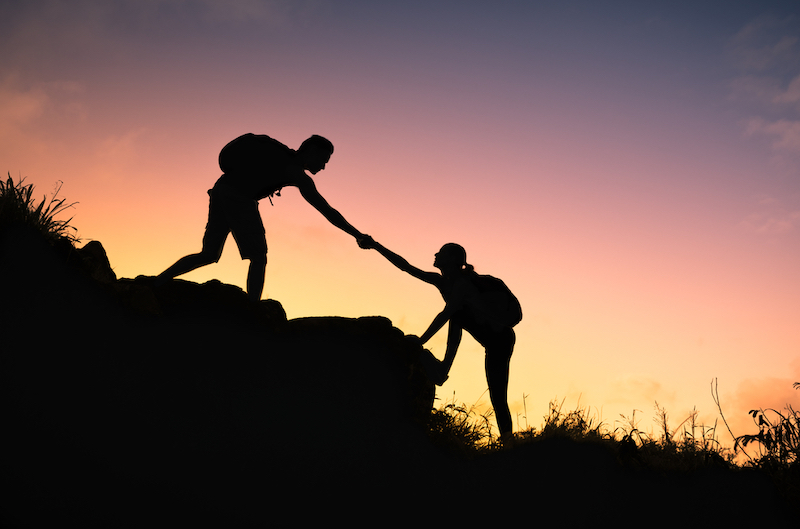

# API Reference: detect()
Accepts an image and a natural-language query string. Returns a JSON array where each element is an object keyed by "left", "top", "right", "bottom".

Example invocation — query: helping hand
[{"left": 357, "top": 234, "right": 376, "bottom": 249}]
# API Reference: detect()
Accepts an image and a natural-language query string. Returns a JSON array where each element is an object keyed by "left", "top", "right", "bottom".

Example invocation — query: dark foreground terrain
[{"left": 1, "top": 226, "right": 794, "bottom": 526}]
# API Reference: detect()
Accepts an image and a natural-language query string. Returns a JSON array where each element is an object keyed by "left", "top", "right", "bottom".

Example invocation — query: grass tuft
[
  {"left": 437, "top": 393, "right": 734, "bottom": 469},
  {"left": 734, "top": 384, "right": 800, "bottom": 469},
  {"left": 0, "top": 173, "right": 79, "bottom": 243},
  {"left": 426, "top": 394, "right": 498, "bottom": 455},
  {"left": 428, "top": 382, "right": 799, "bottom": 505}
]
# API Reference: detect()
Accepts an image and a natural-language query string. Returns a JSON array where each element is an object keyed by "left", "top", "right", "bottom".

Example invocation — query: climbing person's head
[
  {"left": 299, "top": 135, "right": 334, "bottom": 174},
  {"left": 434, "top": 243, "right": 474, "bottom": 273}
]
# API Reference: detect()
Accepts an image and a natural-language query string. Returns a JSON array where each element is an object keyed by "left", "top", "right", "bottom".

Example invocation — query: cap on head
[
  {"left": 439, "top": 243, "right": 467, "bottom": 267},
  {"left": 299, "top": 135, "right": 334, "bottom": 155}
]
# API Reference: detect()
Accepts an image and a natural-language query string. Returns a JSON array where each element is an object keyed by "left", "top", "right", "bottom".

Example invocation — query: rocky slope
[{"left": 0, "top": 226, "right": 793, "bottom": 526}]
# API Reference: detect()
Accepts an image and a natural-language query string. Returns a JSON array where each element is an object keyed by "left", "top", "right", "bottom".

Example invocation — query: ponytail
[{"left": 439, "top": 243, "right": 476, "bottom": 275}]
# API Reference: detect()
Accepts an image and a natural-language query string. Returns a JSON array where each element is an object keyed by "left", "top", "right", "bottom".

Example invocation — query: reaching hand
[{"left": 357, "top": 234, "right": 376, "bottom": 249}]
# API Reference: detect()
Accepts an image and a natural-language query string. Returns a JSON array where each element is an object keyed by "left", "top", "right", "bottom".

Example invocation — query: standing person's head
[
  {"left": 299, "top": 135, "right": 334, "bottom": 174},
  {"left": 434, "top": 243, "right": 474, "bottom": 274}
]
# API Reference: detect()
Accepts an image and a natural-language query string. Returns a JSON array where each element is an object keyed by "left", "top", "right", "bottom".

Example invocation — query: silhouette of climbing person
[
  {"left": 155, "top": 133, "right": 371, "bottom": 302},
  {"left": 362, "top": 238, "right": 518, "bottom": 441}
]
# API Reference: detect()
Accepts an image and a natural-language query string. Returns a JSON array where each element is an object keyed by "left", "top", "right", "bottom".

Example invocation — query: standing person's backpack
[
  {"left": 218, "top": 133, "right": 291, "bottom": 203},
  {"left": 219, "top": 133, "right": 288, "bottom": 175},
  {"left": 471, "top": 274, "right": 523, "bottom": 328}
]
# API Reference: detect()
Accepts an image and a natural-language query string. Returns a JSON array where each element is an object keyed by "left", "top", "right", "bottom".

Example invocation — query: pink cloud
[
  {"left": 0, "top": 75, "right": 48, "bottom": 133},
  {"left": 730, "top": 15, "right": 800, "bottom": 72},
  {"left": 773, "top": 74, "right": 800, "bottom": 107},
  {"left": 739, "top": 195, "right": 800, "bottom": 235},
  {"left": 746, "top": 117, "right": 800, "bottom": 153}
]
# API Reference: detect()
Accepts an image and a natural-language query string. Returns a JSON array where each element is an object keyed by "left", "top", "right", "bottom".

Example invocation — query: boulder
[{"left": 76, "top": 239, "right": 116, "bottom": 283}]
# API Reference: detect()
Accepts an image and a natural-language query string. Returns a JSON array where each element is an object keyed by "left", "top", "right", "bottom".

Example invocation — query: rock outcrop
[
  {"left": 1, "top": 227, "right": 441, "bottom": 525},
  {"left": 1, "top": 226, "right": 793, "bottom": 526}
]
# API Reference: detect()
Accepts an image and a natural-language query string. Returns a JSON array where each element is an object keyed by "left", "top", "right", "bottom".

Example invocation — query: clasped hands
[{"left": 357, "top": 234, "right": 376, "bottom": 250}]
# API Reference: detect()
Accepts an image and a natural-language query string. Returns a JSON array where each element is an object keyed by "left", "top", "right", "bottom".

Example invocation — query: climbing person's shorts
[{"left": 202, "top": 185, "right": 267, "bottom": 260}]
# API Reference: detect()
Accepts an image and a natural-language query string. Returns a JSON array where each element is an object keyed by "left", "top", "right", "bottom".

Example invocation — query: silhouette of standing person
[
  {"left": 363, "top": 239, "right": 519, "bottom": 441},
  {"left": 155, "top": 133, "right": 370, "bottom": 301}
]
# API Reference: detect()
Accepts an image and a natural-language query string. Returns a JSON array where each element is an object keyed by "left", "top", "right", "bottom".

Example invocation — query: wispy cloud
[
  {"left": 729, "top": 75, "right": 784, "bottom": 105},
  {"left": 0, "top": 74, "right": 86, "bottom": 140},
  {"left": 0, "top": 0, "right": 312, "bottom": 72},
  {"left": 729, "top": 73, "right": 800, "bottom": 111},
  {"left": 605, "top": 375, "right": 676, "bottom": 408},
  {"left": 0, "top": 75, "right": 48, "bottom": 134},
  {"left": 729, "top": 13, "right": 800, "bottom": 171},
  {"left": 729, "top": 15, "right": 800, "bottom": 73},
  {"left": 746, "top": 117, "right": 800, "bottom": 152},
  {"left": 772, "top": 74, "right": 800, "bottom": 106},
  {"left": 740, "top": 195, "right": 800, "bottom": 235},
  {"left": 97, "top": 129, "right": 147, "bottom": 160}
]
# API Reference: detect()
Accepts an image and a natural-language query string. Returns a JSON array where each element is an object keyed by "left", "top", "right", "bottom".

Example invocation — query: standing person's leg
[
  {"left": 246, "top": 255, "right": 267, "bottom": 303},
  {"left": 485, "top": 328, "right": 515, "bottom": 438},
  {"left": 155, "top": 192, "right": 228, "bottom": 285},
  {"left": 229, "top": 198, "right": 268, "bottom": 302}
]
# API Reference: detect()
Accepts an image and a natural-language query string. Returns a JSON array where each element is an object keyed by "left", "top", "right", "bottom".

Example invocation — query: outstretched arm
[
  {"left": 416, "top": 275, "right": 469, "bottom": 344},
  {"left": 297, "top": 176, "right": 365, "bottom": 240},
  {"left": 369, "top": 240, "right": 440, "bottom": 285},
  {"left": 418, "top": 300, "right": 461, "bottom": 344}
]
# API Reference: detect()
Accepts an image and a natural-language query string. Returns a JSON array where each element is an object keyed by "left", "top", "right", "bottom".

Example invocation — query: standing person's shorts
[{"left": 202, "top": 186, "right": 267, "bottom": 260}]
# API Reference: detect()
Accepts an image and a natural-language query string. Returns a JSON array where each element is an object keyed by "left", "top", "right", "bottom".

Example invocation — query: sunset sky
[{"left": 2, "top": 0, "right": 799, "bottom": 445}]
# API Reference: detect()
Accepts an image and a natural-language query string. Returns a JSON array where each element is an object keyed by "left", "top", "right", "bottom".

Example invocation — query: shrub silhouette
[
  {"left": 735, "top": 382, "right": 800, "bottom": 468},
  {"left": 0, "top": 173, "right": 78, "bottom": 243}
]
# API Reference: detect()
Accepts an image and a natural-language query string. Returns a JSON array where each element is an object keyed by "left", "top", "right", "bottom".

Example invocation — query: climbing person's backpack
[
  {"left": 219, "top": 133, "right": 286, "bottom": 175},
  {"left": 218, "top": 133, "right": 290, "bottom": 204},
  {"left": 470, "top": 274, "right": 523, "bottom": 328}
]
